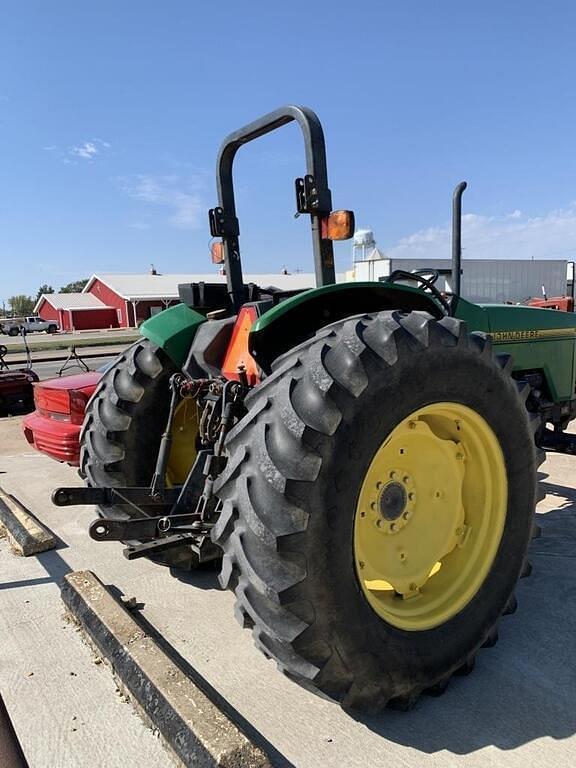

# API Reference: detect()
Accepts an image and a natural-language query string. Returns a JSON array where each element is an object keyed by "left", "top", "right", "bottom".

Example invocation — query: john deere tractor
[{"left": 55, "top": 105, "right": 576, "bottom": 711}]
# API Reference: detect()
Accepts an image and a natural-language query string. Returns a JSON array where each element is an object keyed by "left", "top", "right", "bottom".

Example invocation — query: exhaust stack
[{"left": 452, "top": 181, "right": 467, "bottom": 297}]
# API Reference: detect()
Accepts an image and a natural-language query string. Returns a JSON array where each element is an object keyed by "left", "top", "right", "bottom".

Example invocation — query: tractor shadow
[
  {"left": 169, "top": 560, "right": 221, "bottom": 590},
  {"left": 356, "top": 482, "right": 576, "bottom": 754}
]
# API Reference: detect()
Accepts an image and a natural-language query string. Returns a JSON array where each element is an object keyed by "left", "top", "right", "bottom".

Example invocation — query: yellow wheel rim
[
  {"left": 165, "top": 400, "right": 198, "bottom": 486},
  {"left": 354, "top": 402, "right": 507, "bottom": 631}
]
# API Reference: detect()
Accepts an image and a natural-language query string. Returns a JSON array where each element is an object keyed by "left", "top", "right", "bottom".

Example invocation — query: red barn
[
  {"left": 34, "top": 293, "right": 119, "bottom": 332},
  {"left": 83, "top": 272, "right": 319, "bottom": 328},
  {"left": 37, "top": 272, "right": 321, "bottom": 331},
  {"left": 83, "top": 273, "right": 184, "bottom": 327}
]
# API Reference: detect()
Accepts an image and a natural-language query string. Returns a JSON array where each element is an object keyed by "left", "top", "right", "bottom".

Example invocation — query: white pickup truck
[{"left": 0, "top": 316, "right": 59, "bottom": 336}]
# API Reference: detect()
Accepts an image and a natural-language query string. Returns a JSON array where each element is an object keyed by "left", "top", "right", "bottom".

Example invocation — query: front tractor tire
[
  {"left": 80, "top": 340, "right": 200, "bottom": 569},
  {"left": 213, "top": 310, "right": 543, "bottom": 711}
]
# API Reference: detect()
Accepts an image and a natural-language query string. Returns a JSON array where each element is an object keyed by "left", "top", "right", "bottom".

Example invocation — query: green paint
[
  {"left": 454, "top": 299, "right": 576, "bottom": 402},
  {"left": 251, "top": 281, "right": 439, "bottom": 333},
  {"left": 451, "top": 296, "right": 491, "bottom": 332},
  {"left": 140, "top": 279, "right": 576, "bottom": 404},
  {"left": 254, "top": 283, "right": 576, "bottom": 403},
  {"left": 140, "top": 303, "right": 206, "bottom": 367},
  {"left": 480, "top": 303, "right": 576, "bottom": 334}
]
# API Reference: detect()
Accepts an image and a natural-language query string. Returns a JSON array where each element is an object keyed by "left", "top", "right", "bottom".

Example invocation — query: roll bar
[
  {"left": 209, "top": 106, "right": 336, "bottom": 311},
  {"left": 452, "top": 181, "right": 467, "bottom": 297}
]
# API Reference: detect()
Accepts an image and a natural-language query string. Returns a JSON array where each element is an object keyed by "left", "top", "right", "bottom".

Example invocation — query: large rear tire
[
  {"left": 80, "top": 339, "right": 199, "bottom": 569},
  {"left": 213, "top": 310, "right": 543, "bottom": 711}
]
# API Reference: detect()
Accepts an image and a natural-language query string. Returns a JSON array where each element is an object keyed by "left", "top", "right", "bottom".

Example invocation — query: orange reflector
[
  {"left": 211, "top": 241, "right": 225, "bottom": 264},
  {"left": 221, "top": 305, "right": 260, "bottom": 386},
  {"left": 321, "top": 210, "right": 355, "bottom": 241}
]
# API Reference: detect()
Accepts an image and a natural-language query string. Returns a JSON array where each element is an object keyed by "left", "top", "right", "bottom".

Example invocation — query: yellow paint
[
  {"left": 354, "top": 403, "right": 507, "bottom": 631},
  {"left": 166, "top": 400, "right": 198, "bottom": 486}
]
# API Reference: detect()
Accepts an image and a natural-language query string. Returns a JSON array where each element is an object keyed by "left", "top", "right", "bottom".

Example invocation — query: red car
[{"left": 22, "top": 371, "right": 102, "bottom": 465}]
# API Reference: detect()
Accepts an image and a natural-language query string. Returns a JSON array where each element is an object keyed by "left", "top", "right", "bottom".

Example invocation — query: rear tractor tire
[
  {"left": 80, "top": 339, "right": 202, "bottom": 569},
  {"left": 213, "top": 310, "right": 543, "bottom": 712}
]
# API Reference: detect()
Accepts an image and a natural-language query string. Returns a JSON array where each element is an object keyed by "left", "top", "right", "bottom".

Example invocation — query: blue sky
[{"left": 2, "top": 1, "right": 576, "bottom": 301}]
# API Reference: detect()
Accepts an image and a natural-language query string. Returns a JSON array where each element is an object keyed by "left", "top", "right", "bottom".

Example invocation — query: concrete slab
[
  {"left": 0, "top": 456, "right": 174, "bottom": 768},
  {"left": 62, "top": 570, "right": 270, "bottom": 768},
  {"left": 0, "top": 693, "right": 28, "bottom": 768},
  {"left": 0, "top": 415, "right": 33, "bottom": 456},
  {"left": 0, "top": 447, "right": 575, "bottom": 768}
]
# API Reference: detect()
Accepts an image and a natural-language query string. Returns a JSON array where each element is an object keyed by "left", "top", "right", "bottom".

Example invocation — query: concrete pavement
[
  {"left": 31, "top": 355, "right": 114, "bottom": 381},
  {"left": 0, "top": 416, "right": 30, "bottom": 456},
  {"left": 0, "top": 437, "right": 574, "bottom": 767},
  {"left": 0, "top": 329, "right": 138, "bottom": 348},
  {"left": 2, "top": 355, "right": 114, "bottom": 383},
  {"left": 3, "top": 350, "right": 121, "bottom": 381},
  {"left": 3, "top": 345, "right": 128, "bottom": 363}
]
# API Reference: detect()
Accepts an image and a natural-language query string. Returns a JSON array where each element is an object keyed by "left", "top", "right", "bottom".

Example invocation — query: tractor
[{"left": 55, "top": 105, "right": 576, "bottom": 712}]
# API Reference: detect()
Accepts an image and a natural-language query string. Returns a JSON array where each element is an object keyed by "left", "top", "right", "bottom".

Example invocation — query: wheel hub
[
  {"left": 379, "top": 481, "right": 407, "bottom": 521},
  {"left": 354, "top": 403, "right": 507, "bottom": 631}
]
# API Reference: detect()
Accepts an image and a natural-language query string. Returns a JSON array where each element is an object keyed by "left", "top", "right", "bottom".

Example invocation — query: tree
[
  {"left": 8, "top": 295, "right": 35, "bottom": 316},
  {"left": 60, "top": 279, "right": 88, "bottom": 293},
  {"left": 36, "top": 284, "right": 54, "bottom": 301}
]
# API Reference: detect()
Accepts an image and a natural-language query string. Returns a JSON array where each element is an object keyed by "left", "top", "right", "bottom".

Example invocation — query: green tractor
[{"left": 55, "top": 105, "right": 575, "bottom": 711}]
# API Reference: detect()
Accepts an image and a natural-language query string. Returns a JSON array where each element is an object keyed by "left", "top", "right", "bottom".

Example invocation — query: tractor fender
[
  {"left": 140, "top": 303, "right": 206, "bottom": 368},
  {"left": 249, "top": 280, "right": 444, "bottom": 373}
]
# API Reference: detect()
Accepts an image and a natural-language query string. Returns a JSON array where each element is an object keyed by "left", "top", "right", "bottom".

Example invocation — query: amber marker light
[
  {"left": 321, "top": 210, "right": 356, "bottom": 241},
  {"left": 210, "top": 241, "right": 225, "bottom": 264}
]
